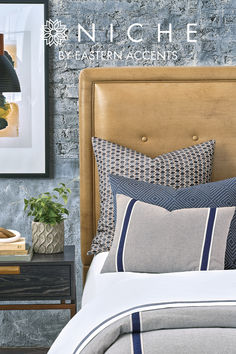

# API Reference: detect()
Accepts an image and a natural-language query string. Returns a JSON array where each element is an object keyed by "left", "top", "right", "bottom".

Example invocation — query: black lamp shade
[
  {"left": 0, "top": 54, "right": 21, "bottom": 93},
  {"left": 0, "top": 34, "right": 21, "bottom": 93}
]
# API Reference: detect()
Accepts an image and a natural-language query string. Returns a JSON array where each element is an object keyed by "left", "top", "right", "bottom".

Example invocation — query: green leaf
[{"left": 62, "top": 195, "right": 68, "bottom": 204}]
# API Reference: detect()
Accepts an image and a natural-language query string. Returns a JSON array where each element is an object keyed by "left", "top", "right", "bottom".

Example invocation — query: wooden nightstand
[{"left": 0, "top": 245, "right": 76, "bottom": 318}]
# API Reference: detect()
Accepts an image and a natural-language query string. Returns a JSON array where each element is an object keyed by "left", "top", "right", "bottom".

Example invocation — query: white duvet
[{"left": 49, "top": 267, "right": 236, "bottom": 354}]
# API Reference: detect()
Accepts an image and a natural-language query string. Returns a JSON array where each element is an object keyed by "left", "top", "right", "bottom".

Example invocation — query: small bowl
[{"left": 0, "top": 230, "right": 21, "bottom": 243}]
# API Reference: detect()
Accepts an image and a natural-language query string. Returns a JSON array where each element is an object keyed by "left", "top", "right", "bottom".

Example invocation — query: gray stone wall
[{"left": 0, "top": 0, "right": 235, "bottom": 348}]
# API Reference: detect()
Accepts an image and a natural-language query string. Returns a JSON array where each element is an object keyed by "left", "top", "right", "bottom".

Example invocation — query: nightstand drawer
[{"left": 0, "top": 265, "right": 71, "bottom": 300}]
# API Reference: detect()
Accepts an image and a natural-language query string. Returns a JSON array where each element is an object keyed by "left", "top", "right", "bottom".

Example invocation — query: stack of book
[{"left": 0, "top": 238, "right": 33, "bottom": 261}]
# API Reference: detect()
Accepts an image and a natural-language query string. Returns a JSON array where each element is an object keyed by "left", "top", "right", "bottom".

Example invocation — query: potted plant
[{"left": 24, "top": 183, "right": 71, "bottom": 254}]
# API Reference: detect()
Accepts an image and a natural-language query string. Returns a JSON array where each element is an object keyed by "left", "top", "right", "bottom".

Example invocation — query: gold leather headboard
[{"left": 79, "top": 66, "right": 236, "bottom": 281}]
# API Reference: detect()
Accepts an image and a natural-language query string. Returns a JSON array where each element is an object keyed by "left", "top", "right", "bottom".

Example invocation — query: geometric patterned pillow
[
  {"left": 89, "top": 137, "right": 215, "bottom": 255},
  {"left": 109, "top": 175, "right": 236, "bottom": 269}
]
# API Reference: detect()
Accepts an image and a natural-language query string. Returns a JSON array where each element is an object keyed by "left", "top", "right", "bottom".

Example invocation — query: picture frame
[{"left": 0, "top": 0, "right": 49, "bottom": 177}]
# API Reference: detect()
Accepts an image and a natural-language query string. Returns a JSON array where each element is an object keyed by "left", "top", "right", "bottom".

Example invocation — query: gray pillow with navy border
[
  {"left": 102, "top": 194, "right": 235, "bottom": 274},
  {"left": 109, "top": 174, "right": 236, "bottom": 269},
  {"left": 90, "top": 137, "right": 215, "bottom": 255}
]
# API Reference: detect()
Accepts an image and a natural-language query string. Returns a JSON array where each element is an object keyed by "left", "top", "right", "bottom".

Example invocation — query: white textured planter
[{"left": 32, "top": 221, "right": 64, "bottom": 254}]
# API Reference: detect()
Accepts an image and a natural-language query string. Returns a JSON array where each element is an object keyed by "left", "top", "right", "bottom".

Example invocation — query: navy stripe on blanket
[
  {"left": 131, "top": 312, "right": 142, "bottom": 354},
  {"left": 200, "top": 208, "right": 216, "bottom": 271},
  {"left": 117, "top": 198, "right": 137, "bottom": 272}
]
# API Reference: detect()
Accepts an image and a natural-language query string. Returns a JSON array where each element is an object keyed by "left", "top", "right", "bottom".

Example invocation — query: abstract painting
[{"left": 0, "top": 0, "right": 48, "bottom": 176}]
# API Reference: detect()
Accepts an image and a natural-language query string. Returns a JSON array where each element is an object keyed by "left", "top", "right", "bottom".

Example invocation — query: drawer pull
[{"left": 0, "top": 266, "right": 20, "bottom": 274}]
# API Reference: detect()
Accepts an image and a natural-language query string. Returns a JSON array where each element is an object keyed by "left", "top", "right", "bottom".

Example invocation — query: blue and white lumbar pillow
[
  {"left": 102, "top": 194, "right": 235, "bottom": 274},
  {"left": 90, "top": 137, "right": 215, "bottom": 254}
]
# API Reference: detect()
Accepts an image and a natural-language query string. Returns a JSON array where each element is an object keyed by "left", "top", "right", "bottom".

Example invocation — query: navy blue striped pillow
[
  {"left": 102, "top": 194, "right": 235, "bottom": 274},
  {"left": 109, "top": 174, "right": 236, "bottom": 269}
]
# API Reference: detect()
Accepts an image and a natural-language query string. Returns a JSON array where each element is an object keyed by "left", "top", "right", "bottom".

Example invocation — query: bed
[{"left": 49, "top": 66, "right": 236, "bottom": 353}]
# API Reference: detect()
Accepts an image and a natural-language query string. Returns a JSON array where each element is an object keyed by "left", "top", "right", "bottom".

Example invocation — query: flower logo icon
[{"left": 41, "top": 19, "right": 68, "bottom": 47}]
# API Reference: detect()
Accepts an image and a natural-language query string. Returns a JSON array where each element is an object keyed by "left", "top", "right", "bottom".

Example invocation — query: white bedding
[
  {"left": 81, "top": 252, "right": 159, "bottom": 307},
  {"left": 81, "top": 252, "right": 108, "bottom": 306},
  {"left": 49, "top": 269, "right": 236, "bottom": 354},
  {"left": 82, "top": 252, "right": 170, "bottom": 306}
]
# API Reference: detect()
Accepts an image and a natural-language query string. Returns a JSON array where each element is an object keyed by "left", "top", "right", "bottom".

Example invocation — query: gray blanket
[{"left": 80, "top": 304, "right": 236, "bottom": 354}]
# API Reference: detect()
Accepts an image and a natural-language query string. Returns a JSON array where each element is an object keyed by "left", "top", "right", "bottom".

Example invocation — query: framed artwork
[{"left": 0, "top": 0, "right": 49, "bottom": 177}]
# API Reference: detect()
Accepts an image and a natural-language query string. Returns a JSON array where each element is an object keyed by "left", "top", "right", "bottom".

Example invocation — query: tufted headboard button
[
  {"left": 192, "top": 135, "right": 199, "bottom": 141},
  {"left": 141, "top": 136, "right": 148, "bottom": 142}
]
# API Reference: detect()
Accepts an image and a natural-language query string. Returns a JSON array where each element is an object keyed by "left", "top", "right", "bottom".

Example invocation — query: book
[
  {"left": 0, "top": 247, "right": 33, "bottom": 262},
  {"left": 0, "top": 238, "right": 26, "bottom": 251},
  {"left": 0, "top": 247, "right": 29, "bottom": 255}
]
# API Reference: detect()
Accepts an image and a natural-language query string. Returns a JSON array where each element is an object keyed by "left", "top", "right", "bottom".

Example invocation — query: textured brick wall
[{"left": 0, "top": 0, "right": 235, "bottom": 347}]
